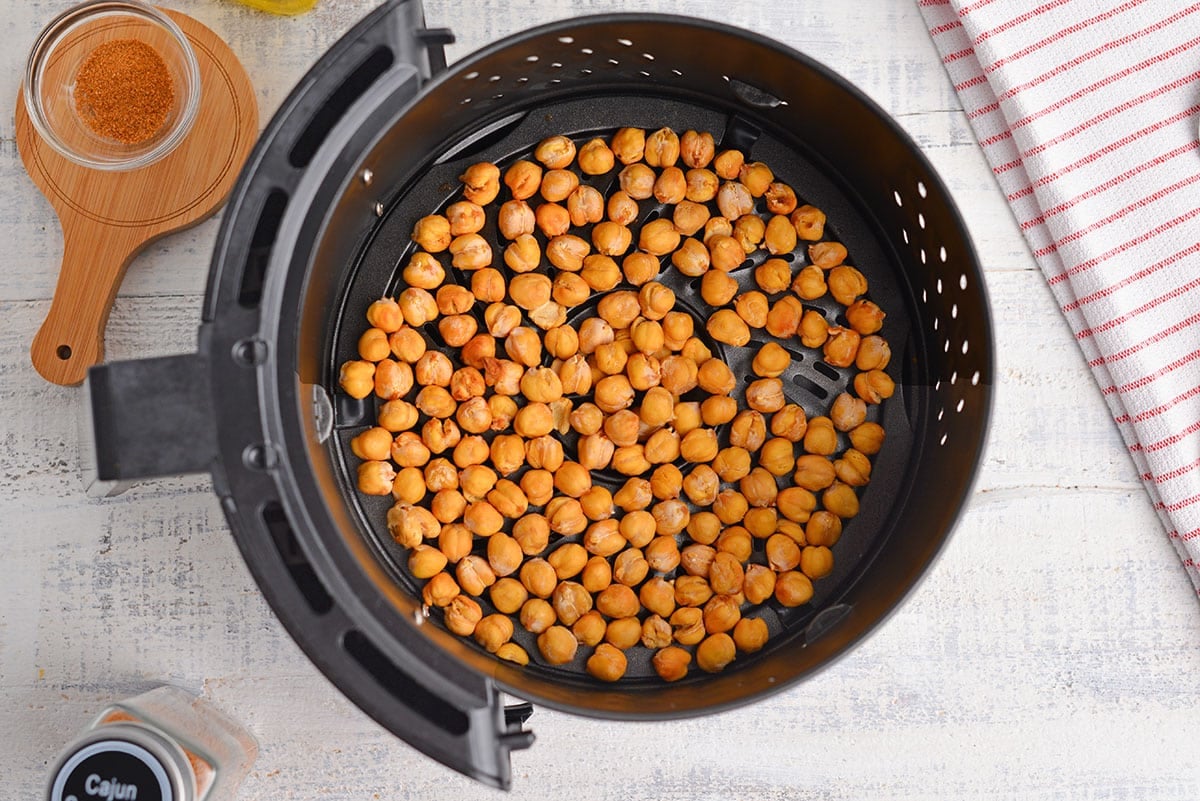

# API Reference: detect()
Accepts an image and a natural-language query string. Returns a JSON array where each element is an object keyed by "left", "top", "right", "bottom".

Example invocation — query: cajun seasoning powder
[{"left": 73, "top": 38, "right": 174, "bottom": 144}]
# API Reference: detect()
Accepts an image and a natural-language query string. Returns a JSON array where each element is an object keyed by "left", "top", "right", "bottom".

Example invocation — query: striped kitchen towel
[{"left": 918, "top": 0, "right": 1200, "bottom": 591}]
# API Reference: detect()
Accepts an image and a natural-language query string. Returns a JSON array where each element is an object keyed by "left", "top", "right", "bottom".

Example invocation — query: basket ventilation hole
[
  {"left": 935, "top": 380, "right": 942, "bottom": 391},
  {"left": 642, "top": 52, "right": 655, "bottom": 61},
  {"left": 962, "top": 339, "right": 970, "bottom": 354},
  {"left": 956, "top": 399, "right": 965, "bottom": 413},
  {"left": 579, "top": 69, "right": 592, "bottom": 76},
  {"left": 526, "top": 55, "right": 539, "bottom": 62},
  {"left": 550, "top": 62, "right": 563, "bottom": 69},
  {"left": 639, "top": 70, "right": 650, "bottom": 77},
  {"left": 671, "top": 68, "right": 683, "bottom": 76},
  {"left": 922, "top": 289, "right": 928, "bottom": 303},
  {"left": 517, "top": 76, "right": 529, "bottom": 83},
  {"left": 558, "top": 36, "right": 574, "bottom": 44},
  {"left": 581, "top": 47, "right": 594, "bottom": 54},
  {"left": 933, "top": 317, "right": 939, "bottom": 332},
  {"left": 492, "top": 93, "right": 504, "bottom": 100},
  {"left": 550, "top": 79, "right": 562, "bottom": 84},
  {"left": 940, "top": 433, "right": 949, "bottom": 446},
  {"left": 917, "top": 180, "right": 927, "bottom": 198},
  {"left": 488, "top": 74, "right": 500, "bottom": 82},
  {"left": 960, "top": 273, "right": 968, "bottom": 290},
  {"left": 920, "top": 248, "right": 927, "bottom": 265},
  {"left": 950, "top": 371, "right": 958, "bottom": 384},
  {"left": 936, "top": 278, "right": 943, "bottom": 294},
  {"left": 608, "top": 58, "right": 620, "bottom": 65},
  {"left": 617, "top": 38, "right": 633, "bottom": 46},
  {"left": 971, "top": 371, "right": 980, "bottom": 385},
  {"left": 902, "top": 228, "right": 910, "bottom": 245},
  {"left": 918, "top": 212, "right": 926, "bottom": 229},
  {"left": 464, "top": 71, "right": 478, "bottom": 80},
  {"left": 944, "top": 339, "right": 951, "bottom": 353},
  {"left": 460, "top": 97, "right": 472, "bottom": 104},
  {"left": 951, "top": 303, "right": 958, "bottom": 319},
  {"left": 893, "top": 190, "right": 903, "bottom": 207},
  {"left": 940, "top": 246, "right": 948, "bottom": 262},
  {"left": 937, "top": 407, "right": 944, "bottom": 421}
]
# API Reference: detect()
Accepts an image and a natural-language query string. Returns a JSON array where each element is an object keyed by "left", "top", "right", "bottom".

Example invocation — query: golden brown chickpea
[
  {"left": 734, "top": 292, "right": 770, "bottom": 330},
  {"left": 339, "top": 360, "right": 376, "bottom": 399},
  {"left": 809, "top": 241, "right": 848, "bottom": 269},
  {"left": 697, "top": 271, "right": 737, "bottom": 310},
  {"left": 521, "top": 367, "right": 565, "bottom": 405},
  {"left": 456, "top": 554, "right": 497, "bottom": 596},
  {"left": 424, "top": 457, "right": 459, "bottom": 492},
  {"left": 680, "top": 169, "right": 718, "bottom": 207},
  {"left": 771, "top": 405, "right": 808, "bottom": 444},
  {"left": 605, "top": 617, "right": 643, "bottom": 650},
  {"left": 853, "top": 334, "right": 891, "bottom": 371},
  {"left": 438, "top": 315, "right": 477, "bottom": 349},
  {"left": 806, "top": 510, "right": 843, "bottom": 548},
  {"left": 713, "top": 446, "right": 752, "bottom": 483},
  {"left": 547, "top": 234, "right": 591, "bottom": 271},
  {"left": 675, "top": 427, "right": 715, "bottom": 464},
  {"left": 609, "top": 444, "right": 649, "bottom": 476},
  {"left": 607, "top": 549, "right": 648, "bottom": 590},
  {"left": 350, "top": 426, "right": 392, "bottom": 461},
  {"left": 551, "top": 581, "right": 594, "bottom": 626},
  {"left": 576, "top": 136, "right": 615, "bottom": 174},
  {"left": 422, "top": 572, "right": 460, "bottom": 608},
  {"left": 765, "top": 532, "right": 802, "bottom": 572},
  {"left": 630, "top": 319, "right": 665, "bottom": 355},
  {"left": 740, "top": 467, "right": 778, "bottom": 508},
  {"left": 658, "top": 313, "right": 692, "bottom": 352},
  {"left": 824, "top": 327, "right": 861, "bottom": 368},
  {"left": 596, "top": 289, "right": 640, "bottom": 327},
  {"left": 789, "top": 265, "right": 825, "bottom": 302},
  {"left": 391, "top": 432, "right": 431, "bottom": 468},
  {"left": 496, "top": 199, "right": 534, "bottom": 240},
  {"left": 488, "top": 481, "right": 529, "bottom": 520},
  {"left": 698, "top": 396, "right": 736, "bottom": 428},
  {"left": 800, "top": 545, "right": 834, "bottom": 580},
  {"left": 471, "top": 268, "right": 506, "bottom": 304},
  {"left": 709, "top": 233, "right": 746, "bottom": 273},
  {"left": 652, "top": 498, "right": 690, "bottom": 537},
  {"left": 584, "top": 519, "right": 625, "bottom": 557},
  {"left": 460, "top": 162, "right": 501, "bottom": 205},
  {"left": 732, "top": 617, "right": 769, "bottom": 654},
  {"left": 713, "top": 149, "right": 745, "bottom": 180},
  {"left": 729, "top": 409, "right": 767, "bottom": 452},
  {"left": 680, "top": 129, "right": 715, "bottom": 169},
  {"left": 446, "top": 199, "right": 486, "bottom": 236},
  {"left": 573, "top": 610, "right": 607, "bottom": 647},
  {"left": 495, "top": 642, "right": 529, "bottom": 665},
  {"left": 409, "top": 544, "right": 449, "bottom": 580},
  {"left": 391, "top": 467, "right": 426, "bottom": 505},
  {"left": 460, "top": 335, "right": 495, "bottom": 372},
  {"left": 641, "top": 615, "right": 673, "bottom": 650},
  {"left": 533, "top": 203, "right": 569, "bottom": 239},
  {"left": 674, "top": 575, "right": 714, "bottom": 608},
  {"left": 737, "top": 160, "right": 773, "bottom": 196},
  {"left": 410, "top": 352, "right": 449, "bottom": 389},
  {"left": 540, "top": 169, "right": 579, "bottom": 203},
  {"left": 695, "top": 632, "right": 735, "bottom": 673},
  {"left": 431, "top": 489, "right": 466, "bottom": 523},
  {"left": 745, "top": 378, "right": 785, "bottom": 414},
  {"left": 548, "top": 542, "right": 589, "bottom": 581},
  {"left": 704, "top": 309, "right": 749, "bottom": 347},
  {"left": 366, "top": 298, "right": 404, "bottom": 333},
  {"left": 581, "top": 255, "right": 622, "bottom": 292},
  {"left": 846, "top": 299, "right": 885, "bottom": 335},
  {"left": 577, "top": 484, "right": 613, "bottom": 520},
  {"left": 733, "top": 215, "right": 766, "bottom": 254},
  {"left": 437, "top": 285, "right": 475, "bottom": 317},
  {"left": 703, "top": 594, "right": 742, "bottom": 635},
  {"left": 655, "top": 357, "right": 694, "bottom": 397},
  {"left": 520, "top": 467, "right": 556, "bottom": 508},
  {"left": 760, "top": 180, "right": 797, "bottom": 214},
  {"left": 653, "top": 645, "right": 692, "bottom": 681},
  {"left": 411, "top": 214, "right": 451, "bottom": 253},
  {"left": 668, "top": 203, "right": 708, "bottom": 240},
  {"left": 504, "top": 159, "right": 542, "bottom": 199},
  {"left": 537, "top": 625, "right": 579, "bottom": 665},
  {"left": 512, "top": 513, "right": 550, "bottom": 556},
  {"left": 637, "top": 218, "right": 681, "bottom": 256},
  {"left": 751, "top": 258, "right": 788, "bottom": 295},
  {"left": 680, "top": 543, "right": 716, "bottom": 578},
  {"left": 453, "top": 435, "right": 490, "bottom": 468},
  {"left": 716, "top": 181, "right": 753, "bottom": 221},
  {"left": 794, "top": 311, "right": 827, "bottom": 351},
  {"left": 644, "top": 127, "right": 681, "bottom": 167},
  {"left": 854, "top": 369, "right": 895, "bottom": 404},
  {"left": 790, "top": 204, "right": 826, "bottom": 240},
  {"left": 835, "top": 449, "right": 872, "bottom": 487},
  {"left": 606, "top": 191, "right": 640, "bottom": 227},
  {"left": 595, "top": 584, "right": 640, "bottom": 619},
  {"left": 448, "top": 233, "right": 493, "bottom": 272},
  {"left": 747, "top": 343, "right": 788, "bottom": 380},
  {"left": 388, "top": 326, "right": 426, "bottom": 363},
  {"left": 474, "top": 614, "right": 514, "bottom": 654},
  {"left": 357, "top": 461, "right": 395, "bottom": 496},
  {"left": 713, "top": 489, "right": 749, "bottom": 526},
  {"left": 827, "top": 265, "right": 868, "bottom": 309},
  {"left": 615, "top": 477, "right": 654, "bottom": 512},
  {"left": 358, "top": 327, "right": 391, "bottom": 361},
  {"left": 849, "top": 421, "right": 886, "bottom": 455},
  {"left": 520, "top": 598, "right": 556, "bottom": 633},
  {"left": 765, "top": 214, "right": 799, "bottom": 256},
  {"left": 422, "top": 418, "right": 462, "bottom": 454},
  {"left": 760, "top": 437, "right": 796, "bottom": 477},
  {"left": 586, "top": 643, "right": 628, "bottom": 682},
  {"left": 703, "top": 216, "right": 734, "bottom": 244},
  {"left": 573, "top": 433, "right": 612, "bottom": 472},
  {"left": 823, "top": 482, "right": 860, "bottom": 520},
  {"left": 464, "top": 500, "right": 504, "bottom": 537},
  {"left": 445, "top": 595, "right": 483, "bottom": 636},
  {"left": 671, "top": 243, "right": 711, "bottom": 287},
  {"left": 534, "top": 135, "right": 576, "bottom": 169},
  {"left": 614, "top": 253, "right": 654, "bottom": 288},
  {"left": 742, "top": 564, "right": 777, "bottom": 605},
  {"left": 619, "top": 163, "right": 656, "bottom": 199},
  {"left": 581, "top": 555, "right": 613, "bottom": 595},
  {"left": 650, "top": 166, "right": 684, "bottom": 205},
  {"left": 764, "top": 296, "right": 803, "bottom": 338},
  {"left": 593, "top": 374, "right": 634, "bottom": 413},
  {"left": 449, "top": 367, "right": 486, "bottom": 402},
  {"left": 564, "top": 187, "right": 604, "bottom": 230},
  {"left": 520, "top": 559, "right": 557, "bottom": 598},
  {"left": 827, "top": 392, "right": 865, "bottom": 432},
  {"left": 610, "top": 127, "right": 645, "bottom": 164},
  {"left": 682, "top": 465, "right": 720, "bottom": 509},
  {"left": 774, "top": 570, "right": 813, "bottom": 607},
  {"left": 794, "top": 452, "right": 836, "bottom": 493},
  {"left": 550, "top": 271, "right": 589, "bottom": 309}
]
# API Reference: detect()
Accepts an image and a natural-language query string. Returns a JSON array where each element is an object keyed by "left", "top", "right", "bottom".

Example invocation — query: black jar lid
[{"left": 46, "top": 723, "right": 193, "bottom": 801}]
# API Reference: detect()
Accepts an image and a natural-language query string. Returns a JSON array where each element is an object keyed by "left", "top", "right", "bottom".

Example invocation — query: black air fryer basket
[{"left": 86, "top": 0, "right": 992, "bottom": 788}]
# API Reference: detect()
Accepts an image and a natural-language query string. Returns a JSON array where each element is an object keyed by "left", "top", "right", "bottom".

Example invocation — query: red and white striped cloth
[{"left": 918, "top": 0, "right": 1200, "bottom": 591}]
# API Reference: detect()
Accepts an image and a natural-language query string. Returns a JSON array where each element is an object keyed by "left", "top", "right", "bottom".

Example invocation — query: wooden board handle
[{"left": 31, "top": 223, "right": 135, "bottom": 386}]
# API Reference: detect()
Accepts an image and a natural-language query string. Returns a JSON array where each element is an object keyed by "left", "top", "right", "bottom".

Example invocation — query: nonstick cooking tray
[{"left": 85, "top": 0, "right": 992, "bottom": 788}]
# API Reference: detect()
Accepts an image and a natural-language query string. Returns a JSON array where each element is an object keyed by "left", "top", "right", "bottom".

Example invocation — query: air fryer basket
[{"left": 86, "top": 0, "right": 992, "bottom": 789}]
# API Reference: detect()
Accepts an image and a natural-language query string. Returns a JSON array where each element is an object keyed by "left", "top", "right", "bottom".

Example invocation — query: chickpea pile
[{"left": 339, "top": 126, "right": 893, "bottom": 683}]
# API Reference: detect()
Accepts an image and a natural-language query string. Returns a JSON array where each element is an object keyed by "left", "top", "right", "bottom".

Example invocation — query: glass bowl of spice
[{"left": 23, "top": 0, "right": 201, "bottom": 171}]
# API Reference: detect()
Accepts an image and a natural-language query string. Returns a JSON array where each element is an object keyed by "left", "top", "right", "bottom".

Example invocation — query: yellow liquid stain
[{"left": 234, "top": 0, "right": 317, "bottom": 15}]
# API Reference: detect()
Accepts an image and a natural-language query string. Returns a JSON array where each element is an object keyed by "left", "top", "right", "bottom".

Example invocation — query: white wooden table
[{"left": 3, "top": 1, "right": 1198, "bottom": 798}]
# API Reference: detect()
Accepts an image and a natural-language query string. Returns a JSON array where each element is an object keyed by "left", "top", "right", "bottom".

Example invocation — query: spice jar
[{"left": 46, "top": 686, "right": 257, "bottom": 801}]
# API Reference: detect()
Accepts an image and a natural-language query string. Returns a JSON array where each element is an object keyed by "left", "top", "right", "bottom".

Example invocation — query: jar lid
[{"left": 47, "top": 724, "right": 190, "bottom": 801}]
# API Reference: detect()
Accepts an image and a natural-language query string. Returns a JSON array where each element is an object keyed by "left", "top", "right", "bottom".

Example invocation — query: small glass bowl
[{"left": 23, "top": 0, "right": 201, "bottom": 171}]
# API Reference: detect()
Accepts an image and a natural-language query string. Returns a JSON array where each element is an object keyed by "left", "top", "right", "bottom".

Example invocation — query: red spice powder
[{"left": 74, "top": 38, "right": 174, "bottom": 144}]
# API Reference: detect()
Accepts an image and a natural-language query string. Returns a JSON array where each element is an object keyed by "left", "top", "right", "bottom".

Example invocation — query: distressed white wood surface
[{"left": 1, "top": 0, "right": 1197, "bottom": 798}]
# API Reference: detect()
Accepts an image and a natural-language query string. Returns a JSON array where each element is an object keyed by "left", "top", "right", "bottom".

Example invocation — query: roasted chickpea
[
  {"left": 534, "top": 134, "right": 576, "bottom": 169},
  {"left": 733, "top": 214, "right": 766, "bottom": 254},
  {"left": 391, "top": 432, "right": 431, "bottom": 468},
  {"left": 452, "top": 435, "right": 490, "bottom": 469},
  {"left": 495, "top": 642, "right": 529, "bottom": 665},
  {"left": 594, "top": 374, "right": 635, "bottom": 413},
  {"left": 534, "top": 202, "right": 570, "bottom": 238},
  {"left": 366, "top": 298, "right": 404, "bottom": 333},
  {"left": 759, "top": 437, "right": 796, "bottom": 477},
  {"left": 732, "top": 617, "right": 769, "bottom": 654},
  {"left": 713, "top": 446, "right": 752, "bottom": 483},
  {"left": 703, "top": 594, "right": 742, "bottom": 635},
  {"left": 422, "top": 418, "right": 462, "bottom": 454},
  {"left": 456, "top": 554, "right": 497, "bottom": 596},
  {"left": 460, "top": 162, "right": 501, "bottom": 205},
  {"left": 409, "top": 543, "right": 449, "bottom": 580},
  {"left": 496, "top": 199, "right": 535, "bottom": 241},
  {"left": 358, "top": 327, "right": 391, "bottom": 361},
  {"left": 696, "top": 633, "right": 736, "bottom": 673},
  {"left": 849, "top": 421, "right": 886, "bottom": 455},
  {"left": 653, "top": 645, "right": 692, "bottom": 681},
  {"left": 740, "top": 467, "right": 778, "bottom": 507},
  {"left": 339, "top": 360, "right": 375, "bottom": 399},
  {"left": 606, "top": 617, "right": 643, "bottom": 650},
  {"left": 577, "top": 136, "right": 615, "bottom": 174},
  {"left": 460, "top": 335, "right": 495, "bottom": 372},
  {"left": 855, "top": 369, "right": 896, "bottom": 404},
  {"left": 551, "top": 581, "right": 594, "bottom": 627},
  {"left": 519, "top": 559, "right": 557, "bottom": 600},
  {"left": 638, "top": 218, "right": 681, "bottom": 256},
  {"left": 713, "top": 489, "right": 749, "bottom": 525},
  {"left": 734, "top": 291, "right": 770, "bottom": 329},
  {"left": 698, "top": 270, "right": 738, "bottom": 308},
  {"left": 846, "top": 299, "right": 885, "bottom": 335},
  {"left": 713, "top": 149, "right": 745, "bottom": 180},
  {"left": 716, "top": 181, "right": 754, "bottom": 221},
  {"left": 391, "top": 467, "right": 426, "bottom": 504},
  {"left": 471, "top": 268, "right": 506, "bottom": 303},
  {"left": 791, "top": 205, "right": 826, "bottom": 240},
  {"left": 610, "top": 444, "right": 650, "bottom": 476},
  {"left": 674, "top": 574, "right": 715, "bottom": 608},
  {"left": 619, "top": 163, "right": 656, "bottom": 199},
  {"left": 388, "top": 503, "right": 439, "bottom": 548},
  {"left": 764, "top": 296, "right": 803, "bottom": 338},
  {"left": 537, "top": 625, "right": 579, "bottom": 665},
  {"left": 350, "top": 426, "right": 393, "bottom": 461},
  {"left": 504, "top": 159, "right": 542, "bottom": 199},
  {"left": 677, "top": 427, "right": 717, "bottom": 464},
  {"left": 745, "top": 378, "right": 785, "bottom": 414},
  {"left": 445, "top": 595, "right": 484, "bottom": 636},
  {"left": 806, "top": 510, "right": 843, "bottom": 547},
  {"left": 448, "top": 233, "right": 493, "bottom": 271},
  {"left": 438, "top": 314, "right": 477, "bottom": 348},
  {"left": 388, "top": 326, "right": 426, "bottom": 363},
  {"left": 808, "top": 241, "right": 848, "bottom": 269},
  {"left": 708, "top": 234, "right": 746, "bottom": 273},
  {"left": 520, "top": 598, "right": 557, "bottom": 632},
  {"left": 682, "top": 465, "right": 720, "bottom": 508},
  {"left": 729, "top": 409, "right": 767, "bottom": 451},
  {"left": 606, "top": 190, "right": 640, "bottom": 227},
  {"left": 596, "top": 584, "right": 641, "bottom": 619},
  {"left": 422, "top": 572, "right": 460, "bottom": 607},
  {"left": 546, "top": 234, "right": 590, "bottom": 271},
  {"left": 828, "top": 264, "right": 868, "bottom": 306},
  {"left": 680, "top": 543, "right": 716, "bottom": 577},
  {"left": 652, "top": 498, "right": 690, "bottom": 536},
  {"left": 431, "top": 489, "right": 466, "bottom": 523},
  {"left": 799, "top": 309, "right": 829, "bottom": 349},
  {"left": 437, "top": 285, "right": 475, "bottom": 317},
  {"left": 573, "top": 610, "right": 607, "bottom": 647},
  {"left": 611, "top": 127, "right": 645, "bottom": 164},
  {"left": 357, "top": 460, "right": 395, "bottom": 496},
  {"left": 619, "top": 508, "right": 656, "bottom": 545},
  {"left": 703, "top": 216, "right": 733, "bottom": 243},
  {"left": 855, "top": 335, "right": 892, "bottom": 371},
  {"left": 645, "top": 127, "right": 680, "bottom": 167},
  {"left": 752, "top": 258, "right": 789, "bottom": 295},
  {"left": 586, "top": 643, "right": 628, "bottom": 682},
  {"left": 706, "top": 309, "right": 751, "bottom": 347},
  {"left": 414, "top": 351, "right": 453, "bottom": 387},
  {"left": 769, "top": 405, "right": 807, "bottom": 444},
  {"left": 791, "top": 265, "right": 827, "bottom": 301},
  {"left": 679, "top": 129, "right": 715, "bottom": 168},
  {"left": 824, "top": 326, "right": 861, "bottom": 368},
  {"left": 541, "top": 169, "right": 580, "bottom": 203},
  {"left": 699, "top": 396, "right": 737, "bottom": 428},
  {"left": 695, "top": 359, "right": 735, "bottom": 398},
  {"left": 411, "top": 214, "right": 451, "bottom": 253}
]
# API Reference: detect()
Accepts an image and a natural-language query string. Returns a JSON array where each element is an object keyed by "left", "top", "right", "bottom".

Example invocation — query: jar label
[{"left": 49, "top": 739, "right": 172, "bottom": 801}]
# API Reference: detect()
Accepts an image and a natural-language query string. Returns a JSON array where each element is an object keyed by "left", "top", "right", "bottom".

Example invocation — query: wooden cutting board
[{"left": 16, "top": 8, "right": 258, "bottom": 386}]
